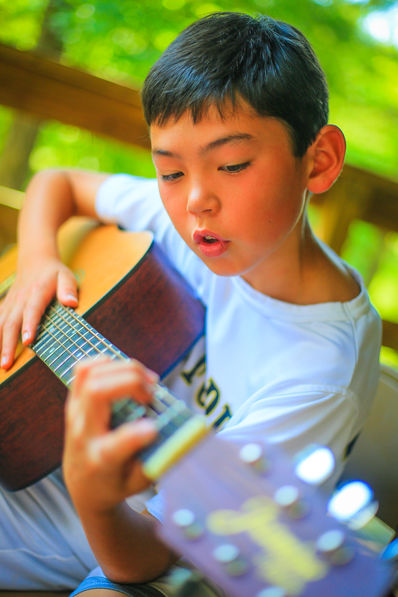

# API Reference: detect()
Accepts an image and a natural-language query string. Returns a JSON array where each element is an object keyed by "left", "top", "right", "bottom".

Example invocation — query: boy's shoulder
[{"left": 303, "top": 243, "right": 361, "bottom": 305}]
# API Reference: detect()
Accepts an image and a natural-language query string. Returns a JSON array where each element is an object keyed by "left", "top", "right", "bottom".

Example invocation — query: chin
[{"left": 201, "top": 259, "right": 243, "bottom": 278}]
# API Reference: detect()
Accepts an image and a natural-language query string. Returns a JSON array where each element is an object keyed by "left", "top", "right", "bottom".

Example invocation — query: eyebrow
[{"left": 152, "top": 133, "right": 254, "bottom": 158}]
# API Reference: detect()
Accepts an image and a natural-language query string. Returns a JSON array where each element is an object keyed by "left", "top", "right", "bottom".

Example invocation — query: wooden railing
[
  {"left": 311, "top": 166, "right": 398, "bottom": 352},
  {"left": 0, "top": 42, "right": 149, "bottom": 149},
  {"left": 0, "top": 42, "right": 397, "bottom": 351}
]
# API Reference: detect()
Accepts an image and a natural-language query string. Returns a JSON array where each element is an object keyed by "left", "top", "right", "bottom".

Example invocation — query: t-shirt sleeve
[{"left": 96, "top": 174, "right": 169, "bottom": 237}]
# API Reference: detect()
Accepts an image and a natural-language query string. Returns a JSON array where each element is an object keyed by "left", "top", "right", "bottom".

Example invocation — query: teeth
[{"left": 204, "top": 235, "right": 217, "bottom": 242}]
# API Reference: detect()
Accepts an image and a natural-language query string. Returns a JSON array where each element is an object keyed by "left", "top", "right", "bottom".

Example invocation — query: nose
[{"left": 186, "top": 181, "right": 219, "bottom": 215}]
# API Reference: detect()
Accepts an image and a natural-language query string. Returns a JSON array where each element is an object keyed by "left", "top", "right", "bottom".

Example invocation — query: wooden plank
[
  {"left": 0, "top": 186, "right": 24, "bottom": 253},
  {"left": 339, "top": 165, "right": 398, "bottom": 233},
  {"left": 314, "top": 164, "right": 398, "bottom": 253},
  {"left": 382, "top": 320, "right": 398, "bottom": 352},
  {"left": 0, "top": 42, "right": 150, "bottom": 149},
  {"left": 0, "top": 205, "right": 18, "bottom": 252},
  {"left": 0, "top": 184, "right": 24, "bottom": 210}
]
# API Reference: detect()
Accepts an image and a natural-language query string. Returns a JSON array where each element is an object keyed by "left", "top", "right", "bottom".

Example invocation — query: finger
[
  {"left": 57, "top": 268, "right": 78, "bottom": 307},
  {"left": 71, "top": 356, "right": 112, "bottom": 393},
  {"left": 88, "top": 419, "right": 157, "bottom": 468},
  {"left": 21, "top": 280, "right": 58, "bottom": 345},
  {"left": 77, "top": 359, "right": 158, "bottom": 406},
  {"left": 88, "top": 358, "right": 159, "bottom": 389},
  {"left": 92, "top": 368, "right": 156, "bottom": 407},
  {"left": 0, "top": 309, "right": 23, "bottom": 369},
  {"left": 71, "top": 357, "right": 157, "bottom": 388},
  {"left": 67, "top": 359, "right": 157, "bottom": 437},
  {"left": 65, "top": 356, "right": 111, "bottom": 430}
]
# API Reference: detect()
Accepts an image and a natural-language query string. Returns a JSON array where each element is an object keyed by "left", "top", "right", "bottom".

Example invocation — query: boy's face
[{"left": 150, "top": 101, "right": 312, "bottom": 294}]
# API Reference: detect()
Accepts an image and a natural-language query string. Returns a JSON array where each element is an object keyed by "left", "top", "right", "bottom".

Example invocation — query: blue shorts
[
  {"left": 70, "top": 573, "right": 164, "bottom": 597},
  {"left": 69, "top": 565, "right": 222, "bottom": 597}
]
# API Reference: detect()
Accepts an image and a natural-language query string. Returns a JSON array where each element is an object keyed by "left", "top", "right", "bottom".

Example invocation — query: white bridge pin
[
  {"left": 172, "top": 508, "right": 203, "bottom": 539},
  {"left": 274, "top": 485, "right": 308, "bottom": 519},
  {"left": 256, "top": 588, "right": 288, "bottom": 597},
  {"left": 316, "top": 529, "right": 353, "bottom": 565},
  {"left": 239, "top": 442, "right": 267, "bottom": 473},
  {"left": 213, "top": 543, "right": 248, "bottom": 576}
]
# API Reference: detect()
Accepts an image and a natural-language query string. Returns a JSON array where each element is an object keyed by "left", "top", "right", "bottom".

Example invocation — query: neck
[{"left": 242, "top": 214, "right": 320, "bottom": 303}]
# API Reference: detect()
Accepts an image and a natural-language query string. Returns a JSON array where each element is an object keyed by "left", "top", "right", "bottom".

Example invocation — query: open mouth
[
  {"left": 193, "top": 230, "right": 229, "bottom": 257},
  {"left": 202, "top": 235, "right": 218, "bottom": 244}
]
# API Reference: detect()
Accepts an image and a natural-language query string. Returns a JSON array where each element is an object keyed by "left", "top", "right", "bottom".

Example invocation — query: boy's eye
[
  {"left": 161, "top": 171, "right": 183, "bottom": 182},
  {"left": 221, "top": 161, "right": 251, "bottom": 173}
]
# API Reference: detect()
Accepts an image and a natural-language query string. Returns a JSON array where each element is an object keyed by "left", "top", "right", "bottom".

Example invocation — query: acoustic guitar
[
  {"left": 0, "top": 219, "right": 205, "bottom": 490},
  {"left": 0, "top": 221, "right": 394, "bottom": 596}
]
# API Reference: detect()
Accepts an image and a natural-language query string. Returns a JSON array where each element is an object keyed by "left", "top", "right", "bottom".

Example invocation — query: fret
[
  {"left": 38, "top": 314, "right": 95, "bottom": 360},
  {"left": 51, "top": 303, "right": 124, "bottom": 361},
  {"left": 33, "top": 302, "right": 126, "bottom": 384},
  {"left": 110, "top": 399, "right": 147, "bottom": 428}
]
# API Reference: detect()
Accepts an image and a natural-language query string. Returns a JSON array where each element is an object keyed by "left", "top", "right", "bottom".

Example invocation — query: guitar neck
[
  {"left": 32, "top": 300, "right": 208, "bottom": 479},
  {"left": 32, "top": 301, "right": 125, "bottom": 385}
]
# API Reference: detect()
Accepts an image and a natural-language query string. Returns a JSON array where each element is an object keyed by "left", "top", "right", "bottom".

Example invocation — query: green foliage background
[
  {"left": 1, "top": 0, "right": 398, "bottom": 179},
  {"left": 0, "top": 0, "right": 397, "bottom": 365}
]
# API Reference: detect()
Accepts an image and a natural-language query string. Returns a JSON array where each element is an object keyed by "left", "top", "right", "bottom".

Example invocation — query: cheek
[
  {"left": 159, "top": 188, "right": 188, "bottom": 235},
  {"left": 158, "top": 183, "right": 176, "bottom": 215},
  {"left": 236, "top": 179, "right": 305, "bottom": 244}
]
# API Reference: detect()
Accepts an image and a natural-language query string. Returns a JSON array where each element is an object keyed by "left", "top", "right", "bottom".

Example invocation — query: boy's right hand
[{"left": 0, "top": 256, "right": 78, "bottom": 370}]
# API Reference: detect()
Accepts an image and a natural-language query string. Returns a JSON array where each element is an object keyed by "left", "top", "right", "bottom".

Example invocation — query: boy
[{"left": 0, "top": 11, "right": 381, "bottom": 596}]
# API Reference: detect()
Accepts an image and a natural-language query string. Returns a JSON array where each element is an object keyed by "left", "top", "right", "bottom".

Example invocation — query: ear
[{"left": 306, "top": 125, "right": 346, "bottom": 194}]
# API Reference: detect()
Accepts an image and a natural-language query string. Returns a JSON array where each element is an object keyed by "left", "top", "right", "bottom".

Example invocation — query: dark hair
[{"left": 142, "top": 12, "right": 329, "bottom": 157}]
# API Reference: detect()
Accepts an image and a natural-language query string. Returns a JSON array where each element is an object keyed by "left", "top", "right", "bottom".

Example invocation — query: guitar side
[{"left": 0, "top": 224, "right": 205, "bottom": 490}]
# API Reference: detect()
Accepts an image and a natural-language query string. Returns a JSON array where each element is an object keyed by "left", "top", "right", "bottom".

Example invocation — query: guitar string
[
  {"left": 34, "top": 302, "right": 189, "bottom": 429},
  {"left": 35, "top": 313, "right": 181, "bottom": 429},
  {"left": 42, "top": 304, "right": 189, "bottom": 430},
  {"left": 35, "top": 306, "right": 111, "bottom": 376},
  {"left": 35, "top": 322, "right": 193, "bottom": 451},
  {"left": 45, "top": 304, "right": 181, "bottom": 411},
  {"left": 36, "top": 303, "right": 122, "bottom": 363},
  {"left": 39, "top": 305, "right": 170, "bottom": 412}
]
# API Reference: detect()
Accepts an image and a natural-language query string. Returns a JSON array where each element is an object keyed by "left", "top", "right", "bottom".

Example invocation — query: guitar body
[{"left": 0, "top": 221, "right": 205, "bottom": 490}]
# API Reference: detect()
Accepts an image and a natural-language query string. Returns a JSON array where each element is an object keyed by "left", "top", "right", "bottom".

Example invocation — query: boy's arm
[
  {"left": 63, "top": 357, "right": 178, "bottom": 583},
  {"left": 0, "top": 169, "right": 109, "bottom": 369},
  {"left": 76, "top": 503, "right": 177, "bottom": 583}
]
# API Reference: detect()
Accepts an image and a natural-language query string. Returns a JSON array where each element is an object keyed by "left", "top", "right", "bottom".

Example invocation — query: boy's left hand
[{"left": 63, "top": 357, "right": 158, "bottom": 514}]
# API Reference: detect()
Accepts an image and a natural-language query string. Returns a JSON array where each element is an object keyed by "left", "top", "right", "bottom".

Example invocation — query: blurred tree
[
  {"left": 0, "top": 0, "right": 397, "bottom": 183},
  {"left": 0, "top": 0, "right": 397, "bottom": 365},
  {"left": 0, "top": 0, "right": 69, "bottom": 188}
]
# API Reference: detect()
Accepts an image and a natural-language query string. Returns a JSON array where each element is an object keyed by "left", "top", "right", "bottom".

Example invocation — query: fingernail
[
  {"left": 22, "top": 331, "right": 30, "bottom": 343},
  {"left": 145, "top": 382, "right": 156, "bottom": 395},
  {"left": 65, "top": 294, "right": 78, "bottom": 304},
  {"left": 1, "top": 356, "right": 9, "bottom": 369},
  {"left": 136, "top": 419, "right": 157, "bottom": 435},
  {"left": 147, "top": 370, "right": 159, "bottom": 384}
]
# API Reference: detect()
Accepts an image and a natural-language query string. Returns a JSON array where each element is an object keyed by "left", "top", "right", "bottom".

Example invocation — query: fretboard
[
  {"left": 32, "top": 301, "right": 208, "bottom": 479},
  {"left": 33, "top": 302, "right": 125, "bottom": 386}
]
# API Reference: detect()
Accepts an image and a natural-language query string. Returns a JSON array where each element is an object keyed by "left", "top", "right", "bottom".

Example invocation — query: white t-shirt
[{"left": 96, "top": 174, "right": 382, "bottom": 492}]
